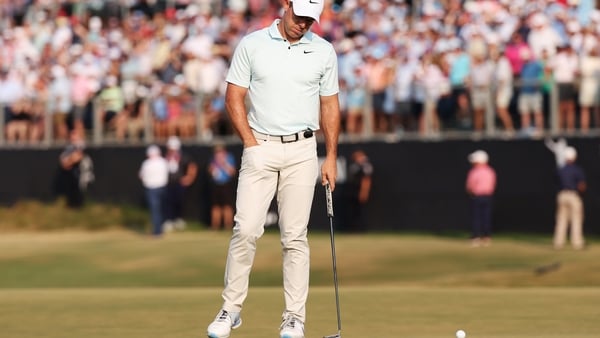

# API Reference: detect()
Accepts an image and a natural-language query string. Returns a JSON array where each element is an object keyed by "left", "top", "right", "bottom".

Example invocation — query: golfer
[{"left": 207, "top": 1, "right": 340, "bottom": 338}]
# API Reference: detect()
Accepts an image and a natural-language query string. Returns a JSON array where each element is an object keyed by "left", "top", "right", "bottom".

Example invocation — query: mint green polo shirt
[{"left": 226, "top": 19, "right": 339, "bottom": 135}]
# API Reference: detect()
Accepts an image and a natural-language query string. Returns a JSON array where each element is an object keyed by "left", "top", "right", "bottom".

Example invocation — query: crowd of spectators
[{"left": 1, "top": 0, "right": 600, "bottom": 146}]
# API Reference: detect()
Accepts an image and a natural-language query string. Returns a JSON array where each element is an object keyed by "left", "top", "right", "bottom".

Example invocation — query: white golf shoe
[
  {"left": 279, "top": 315, "right": 304, "bottom": 338},
  {"left": 207, "top": 309, "right": 241, "bottom": 338}
]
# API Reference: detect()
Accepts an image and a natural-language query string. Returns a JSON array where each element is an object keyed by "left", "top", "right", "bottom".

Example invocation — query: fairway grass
[
  {"left": 2, "top": 287, "right": 600, "bottom": 337},
  {"left": 1, "top": 231, "right": 599, "bottom": 337}
]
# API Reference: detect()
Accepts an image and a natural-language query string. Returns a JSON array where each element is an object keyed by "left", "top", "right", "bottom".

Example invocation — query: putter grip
[{"left": 325, "top": 183, "right": 334, "bottom": 217}]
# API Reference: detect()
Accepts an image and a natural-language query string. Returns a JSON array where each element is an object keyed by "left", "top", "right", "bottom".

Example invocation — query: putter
[{"left": 323, "top": 182, "right": 342, "bottom": 338}]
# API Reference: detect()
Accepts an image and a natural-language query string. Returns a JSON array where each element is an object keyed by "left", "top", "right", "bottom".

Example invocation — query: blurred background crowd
[{"left": 1, "top": 0, "right": 600, "bottom": 146}]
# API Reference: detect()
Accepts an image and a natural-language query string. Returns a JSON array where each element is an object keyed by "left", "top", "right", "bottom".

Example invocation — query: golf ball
[{"left": 456, "top": 329, "right": 466, "bottom": 338}]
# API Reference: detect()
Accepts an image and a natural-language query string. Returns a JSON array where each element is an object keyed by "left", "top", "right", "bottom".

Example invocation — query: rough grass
[{"left": 0, "top": 199, "right": 150, "bottom": 232}]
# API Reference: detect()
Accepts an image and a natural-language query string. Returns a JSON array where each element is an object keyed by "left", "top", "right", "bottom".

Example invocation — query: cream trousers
[
  {"left": 221, "top": 136, "right": 318, "bottom": 323},
  {"left": 553, "top": 190, "right": 585, "bottom": 249}
]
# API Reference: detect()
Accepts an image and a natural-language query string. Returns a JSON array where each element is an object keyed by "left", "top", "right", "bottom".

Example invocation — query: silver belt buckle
[{"left": 281, "top": 133, "right": 299, "bottom": 143}]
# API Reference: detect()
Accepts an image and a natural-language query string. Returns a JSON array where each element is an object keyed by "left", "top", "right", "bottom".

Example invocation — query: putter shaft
[{"left": 325, "top": 183, "right": 342, "bottom": 337}]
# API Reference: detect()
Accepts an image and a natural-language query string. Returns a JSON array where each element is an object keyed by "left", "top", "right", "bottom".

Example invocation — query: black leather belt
[{"left": 252, "top": 129, "right": 313, "bottom": 143}]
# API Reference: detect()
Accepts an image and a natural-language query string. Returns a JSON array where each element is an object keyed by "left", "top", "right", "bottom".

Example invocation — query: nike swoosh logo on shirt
[
  {"left": 309, "top": 0, "right": 320, "bottom": 3},
  {"left": 304, "top": 50, "right": 314, "bottom": 54}
]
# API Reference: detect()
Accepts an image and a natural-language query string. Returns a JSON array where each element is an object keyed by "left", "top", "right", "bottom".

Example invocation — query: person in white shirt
[
  {"left": 468, "top": 51, "right": 495, "bottom": 132},
  {"left": 139, "top": 145, "right": 169, "bottom": 237},
  {"left": 491, "top": 44, "right": 515, "bottom": 134},
  {"left": 207, "top": 1, "right": 340, "bottom": 337},
  {"left": 48, "top": 65, "right": 72, "bottom": 141},
  {"left": 414, "top": 52, "right": 445, "bottom": 135},
  {"left": 577, "top": 47, "right": 600, "bottom": 132},
  {"left": 0, "top": 69, "right": 26, "bottom": 107},
  {"left": 549, "top": 44, "right": 579, "bottom": 132},
  {"left": 527, "top": 13, "right": 561, "bottom": 59}
]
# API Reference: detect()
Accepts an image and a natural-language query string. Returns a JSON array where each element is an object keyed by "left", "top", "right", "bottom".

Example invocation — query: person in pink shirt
[
  {"left": 504, "top": 32, "right": 530, "bottom": 79},
  {"left": 70, "top": 66, "right": 98, "bottom": 133},
  {"left": 466, "top": 150, "right": 497, "bottom": 247}
]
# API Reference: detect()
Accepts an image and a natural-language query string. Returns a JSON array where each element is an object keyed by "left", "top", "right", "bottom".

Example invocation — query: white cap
[
  {"left": 564, "top": 147, "right": 577, "bottom": 161},
  {"left": 185, "top": 4, "right": 199, "bottom": 17},
  {"left": 167, "top": 136, "right": 181, "bottom": 150},
  {"left": 147, "top": 145, "right": 161, "bottom": 157},
  {"left": 469, "top": 150, "right": 489, "bottom": 164},
  {"left": 291, "top": 0, "right": 324, "bottom": 23}
]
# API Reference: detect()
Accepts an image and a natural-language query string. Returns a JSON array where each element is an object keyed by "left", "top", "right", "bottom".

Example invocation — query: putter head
[{"left": 323, "top": 334, "right": 341, "bottom": 338}]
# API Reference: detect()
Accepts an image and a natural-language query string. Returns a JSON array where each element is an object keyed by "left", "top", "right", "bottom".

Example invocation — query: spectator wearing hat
[
  {"left": 466, "top": 150, "right": 497, "bottom": 247},
  {"left": 139, "top": 144, "right": 169, "bottom": 236},
  {"left": 553, "top": 146, "right": 586, "bottom": 250},
  {"left": 163, "top": 136, "right": 197, "bottom": 231},
  {"left": 527, "top": 13, "right": 561, "bottom": 59}
]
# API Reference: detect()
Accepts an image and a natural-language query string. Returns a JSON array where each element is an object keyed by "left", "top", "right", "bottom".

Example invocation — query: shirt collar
[{"left": 268, "top": 19, "right": 314, "bottom": 44}]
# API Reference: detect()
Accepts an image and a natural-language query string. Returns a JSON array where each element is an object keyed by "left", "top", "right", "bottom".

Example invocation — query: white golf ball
[{"left": 456, "top": 329, "right": 466, "bottom": 338}]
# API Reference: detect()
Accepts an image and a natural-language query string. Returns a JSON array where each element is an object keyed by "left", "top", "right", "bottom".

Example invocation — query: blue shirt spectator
[
  {"left": 520, "top": 59, "right": 544, "bottom": 94},
  {"left": 449, "top": 52, "right": 470, "bottom": 87}
]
